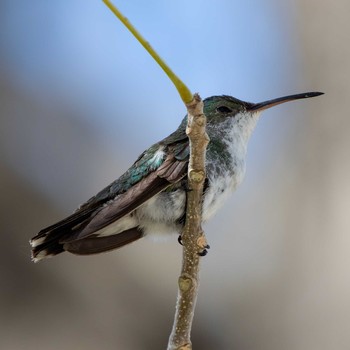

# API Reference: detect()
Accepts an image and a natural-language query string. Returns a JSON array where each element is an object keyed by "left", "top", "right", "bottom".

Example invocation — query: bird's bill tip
[{"left": 248, "top": 91, "right": 324, "bottom": 112}]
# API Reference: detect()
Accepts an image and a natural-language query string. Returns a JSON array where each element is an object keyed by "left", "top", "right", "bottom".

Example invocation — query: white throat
[{"left": 202, "top": 111, "right": 261, "bottom": 221}]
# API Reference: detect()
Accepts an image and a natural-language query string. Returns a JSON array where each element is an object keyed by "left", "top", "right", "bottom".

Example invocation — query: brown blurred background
[{"left": 1, "top": 1, "right": 349, "bottom": 349}]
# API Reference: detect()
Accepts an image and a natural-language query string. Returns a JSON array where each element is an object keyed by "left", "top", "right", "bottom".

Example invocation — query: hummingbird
[{"left": 30, "top": 91, "right": 323, "bottom": 262}]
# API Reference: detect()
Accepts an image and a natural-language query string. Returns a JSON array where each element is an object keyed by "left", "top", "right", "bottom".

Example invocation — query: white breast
[{"left": 202, "top": 167, "right": 245, "bottom": 222}]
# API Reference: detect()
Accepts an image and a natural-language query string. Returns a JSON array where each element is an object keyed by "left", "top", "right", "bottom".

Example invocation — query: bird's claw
[
  {"left": 198, "top": 244, "right": 210, "bottom": 256},
  {"left": 179, "top": 235, "right": 210, "bottom": 256}
]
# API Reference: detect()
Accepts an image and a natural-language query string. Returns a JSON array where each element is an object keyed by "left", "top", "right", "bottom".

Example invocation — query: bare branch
[{"left": 167, "top": 94, "right": 209, "bottom": 350}]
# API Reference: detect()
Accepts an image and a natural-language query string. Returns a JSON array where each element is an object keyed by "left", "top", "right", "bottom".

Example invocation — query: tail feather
[
  {"left": 30, "top": 211, "right": 143, "bottom": 262},
  {"left": 31, "top": 241, "right": 65, "bottom": 263},
  {"left": 63, "top": 228, "right": 143, "bottom": 255},
  {"left": 30, "top": 209, "right": 95, "bottom": 262}
]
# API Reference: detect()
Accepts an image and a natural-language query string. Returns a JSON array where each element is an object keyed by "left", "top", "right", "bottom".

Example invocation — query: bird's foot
[
  {"left": 198, "top": 244, "right": 210, "bottom": 256},
  {"left": 178, "top": 235, "right": 210, "bottom": 256}
]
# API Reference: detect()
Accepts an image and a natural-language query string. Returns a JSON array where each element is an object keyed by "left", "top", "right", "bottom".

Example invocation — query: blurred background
[{"left": 1, "top": 0, "right": 349, "bottom": 349}]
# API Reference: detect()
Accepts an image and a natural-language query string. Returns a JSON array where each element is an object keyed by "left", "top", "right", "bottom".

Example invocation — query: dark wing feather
[
  {"left": 31, "top": 117, "right": 189, "bottom": 260},
  {"left": 63, "top": 153, "right": 188, "bottom": 241},
  {"left": 32, "top": 207, "right": 96, "bottom": 243}
]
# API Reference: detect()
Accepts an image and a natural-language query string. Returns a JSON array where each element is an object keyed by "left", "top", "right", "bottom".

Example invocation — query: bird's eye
[{"left": 216, "top": 106, "right": 232, "bottom": 113}]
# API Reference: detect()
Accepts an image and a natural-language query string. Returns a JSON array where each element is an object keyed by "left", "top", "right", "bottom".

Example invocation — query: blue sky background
[
  {"left": 0, "top": 0, "right": 308, "bottom": 209},
  {"left": 1, "top": 2, "right": 335, "bottom": 349}
]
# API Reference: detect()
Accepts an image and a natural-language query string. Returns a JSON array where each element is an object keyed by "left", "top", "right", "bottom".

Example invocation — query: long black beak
[{"left": 248, "top": 92, "right": 324, "bottom": 112}]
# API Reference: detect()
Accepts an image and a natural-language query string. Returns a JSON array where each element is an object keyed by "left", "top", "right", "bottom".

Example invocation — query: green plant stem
[{"left": 103, "top": 0, "right": 193, "bottom": 104}]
